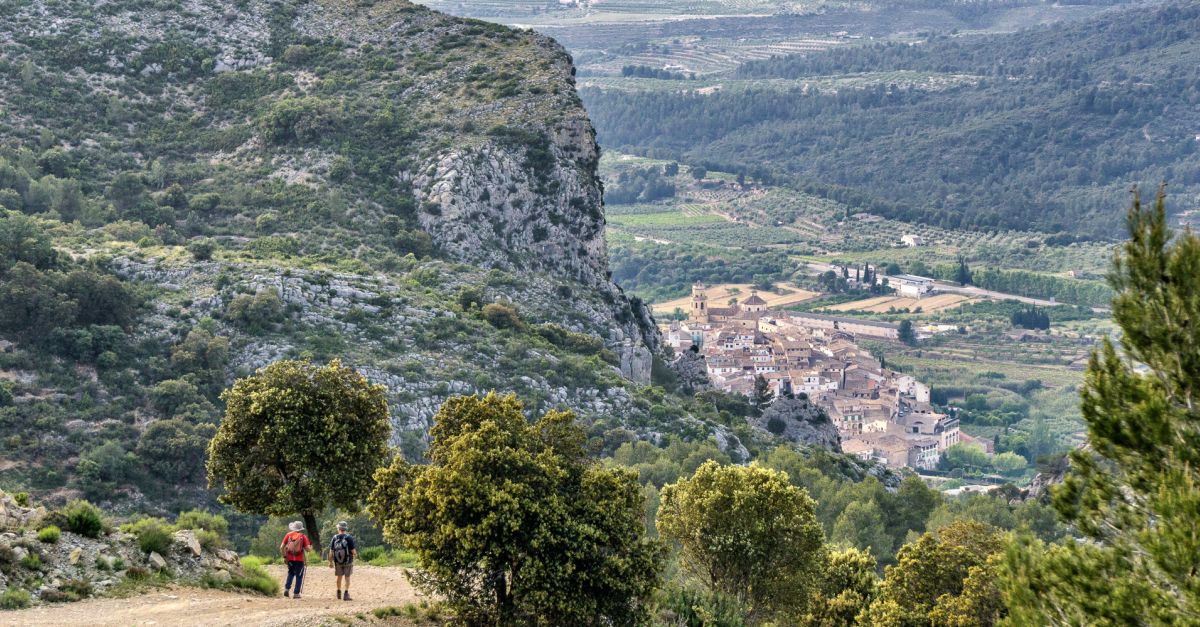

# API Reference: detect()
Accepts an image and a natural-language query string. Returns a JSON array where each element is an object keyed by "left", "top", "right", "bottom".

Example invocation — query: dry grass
[
  {"left": 651, "top": 282, "right": 819, "bottom": 314},
  {"left": 827, "top": 293, "right": 975, "bottom": 313}
]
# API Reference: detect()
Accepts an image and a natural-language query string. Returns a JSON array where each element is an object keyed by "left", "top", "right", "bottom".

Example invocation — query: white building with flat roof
[{"left": 888, "top": 273, "right": 934, "bottom": 298}]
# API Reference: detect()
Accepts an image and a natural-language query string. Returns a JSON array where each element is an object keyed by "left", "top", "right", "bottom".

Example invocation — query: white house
[
  {"left": 901, "top": 234, "right": 925, "bottom": 247},
  {"left": 889, "top": 273, "right": 934, "bottom": 298}
]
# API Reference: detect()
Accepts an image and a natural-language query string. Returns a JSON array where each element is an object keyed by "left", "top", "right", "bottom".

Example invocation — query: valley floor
[{"left": 2, "top": 564, "right": 422, "bottom": 626}]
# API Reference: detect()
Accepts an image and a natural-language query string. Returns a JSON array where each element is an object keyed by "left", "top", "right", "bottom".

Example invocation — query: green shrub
[
  {"left": 12, "top": 492, "right": 29, "bottom": 507},
  {"left": 767, "top": 417, "right": 787, "bottom": 435},
  {"left": 230, "top": 556, "right": 280, "bottom": 596},
  {"left": 187, "top": 238, "right": 216, "bottom": 261},
  {"left": 481, "top": 302, "right": 524, "bottom": 330},
  {"left": 37, "top": 525, "right": 61, "bottom": 543},
  {"left": 364, "top": 548, "right": 419, "bottom": 567},
  {"left": 126, "top": 518, "right": 173, "bottom": 555},
  {"left": 175, "top": 509, "right": 229, "bottom": 537},
  {"left": 0, "top": 588, "right": 30, "bottom": 609},
  {"left": 63, "top": 500, "right": 104, "bottom": 538},
  {"left": 61, "top": 579, "right": 92, "bottom": 600},
  {"left": 357, "top": 545, "right": 385, "bottom": 562},
  {"left": 20, "top": 552, "right": 41, "bottom": 570},
  {"left": 195, "top": 529, "right": 225, "bottom": 550}
]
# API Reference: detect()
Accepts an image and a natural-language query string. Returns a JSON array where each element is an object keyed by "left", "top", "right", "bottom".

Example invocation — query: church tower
[{"left": 690, "top": 282, "right": 708, "bottom": 322}]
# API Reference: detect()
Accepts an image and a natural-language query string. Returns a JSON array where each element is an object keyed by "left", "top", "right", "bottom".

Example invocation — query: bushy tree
[
  {"left": 802, "top": 547, "right": 880, "bottom": 627},
  {"left": 831, "top": 500, "right": 893, "bottom": 561},
  {"left": 137, "top": 419, "right": 215, "bottom": 484},
  {"left": 861, "top": 520, "right": 1003, "bottom": 626},
  {"left": 1002, "top": 190, "right": 1200, "bottom": 622},
  {"left": 368, "top": 393, "right": 663, "bottom": 625},
  {"left": 207, "top": 359, "right": 390, "bottom": 549},
  {"left": 657, "top": 460, "right": 825, "bottom": 621}
]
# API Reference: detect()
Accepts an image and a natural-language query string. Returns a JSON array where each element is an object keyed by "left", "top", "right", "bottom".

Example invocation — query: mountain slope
[{"left": 0, "top": 0, "right": 758, "bottom": 513}]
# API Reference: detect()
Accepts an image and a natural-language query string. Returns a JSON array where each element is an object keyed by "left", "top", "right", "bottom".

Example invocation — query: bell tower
[{"left": 691, "top": 282, "right": 708, "bottom": 322}]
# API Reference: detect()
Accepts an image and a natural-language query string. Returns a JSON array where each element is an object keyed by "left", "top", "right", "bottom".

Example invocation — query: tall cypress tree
[{"left": 1002, "top": 189, "right": 1200, "bottom": 623}]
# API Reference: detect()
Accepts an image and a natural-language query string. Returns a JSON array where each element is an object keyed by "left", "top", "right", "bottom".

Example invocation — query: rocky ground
[{"left": 0, "top": 491, "right": 242, "bottom": 603}]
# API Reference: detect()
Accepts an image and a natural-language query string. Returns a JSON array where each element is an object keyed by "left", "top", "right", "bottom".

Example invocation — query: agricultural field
[
  {"left": 578, "top": 71, "right": 981, "bottom": 94},
  {"left": 826, "top": 293, "right": 975, "bottom": 314},
  {"left": 651, "top": 282, "right": 819, "bottom": 315}
]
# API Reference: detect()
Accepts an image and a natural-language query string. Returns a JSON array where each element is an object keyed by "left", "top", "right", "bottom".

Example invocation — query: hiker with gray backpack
[{"left": 328, "top": 520, "right": 358, "bottom": 600}]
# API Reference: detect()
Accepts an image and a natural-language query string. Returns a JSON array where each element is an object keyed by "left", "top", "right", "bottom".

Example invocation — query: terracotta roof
[{"left": 742, "top": 291, "right": 767, "bottom": 306}]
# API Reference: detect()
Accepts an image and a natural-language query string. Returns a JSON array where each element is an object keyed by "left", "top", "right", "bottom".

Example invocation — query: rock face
[
  {"left": 0, "top": 0, "right": 661, "bottom": 384},
  {"left": 670, "top": 348, "right": 712, "bottom": 395},
  {"left": 758, "top": 397, "right": 842, "bottom": 452}
]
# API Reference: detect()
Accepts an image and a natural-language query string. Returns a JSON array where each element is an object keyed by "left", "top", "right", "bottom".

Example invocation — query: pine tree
[{"left": 1001, "top": 189, "right": 1200, "bottom": 623}]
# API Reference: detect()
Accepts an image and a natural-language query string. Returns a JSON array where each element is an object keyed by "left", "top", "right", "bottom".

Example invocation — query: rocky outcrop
[
  {"left": 669, "top": 348, "right": 712, "bottom": 395},
  {"left": 758, "top": 397, "right": 842, "bottom": 452},
  {"left": 0, "top": 528, "right": 243, "bottom": 602},
  {"left": 0, "top": 492, "right": 45, "bottom": 530}
]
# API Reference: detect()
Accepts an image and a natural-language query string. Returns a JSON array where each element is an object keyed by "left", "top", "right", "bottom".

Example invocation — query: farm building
[{"left": 888, "top": 273, "right": 934, "bottom": 298}]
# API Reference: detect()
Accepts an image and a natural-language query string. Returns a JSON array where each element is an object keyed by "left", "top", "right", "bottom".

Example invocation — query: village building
[{"left": 667, "top": 283, "right": 961, "bottom": 471}]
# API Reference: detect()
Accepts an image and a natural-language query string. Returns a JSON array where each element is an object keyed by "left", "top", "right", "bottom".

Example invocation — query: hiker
[
  {"left": 280, "top": 520, "right": 312, "bottom": 599},
  {"left": 329, "top": 520, "right": 358, "bottom": 600}
]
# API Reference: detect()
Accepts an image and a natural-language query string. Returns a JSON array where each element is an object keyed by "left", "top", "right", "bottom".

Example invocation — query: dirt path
[{"left": 2, "top": 564, "right": 423, "bottom": 627}]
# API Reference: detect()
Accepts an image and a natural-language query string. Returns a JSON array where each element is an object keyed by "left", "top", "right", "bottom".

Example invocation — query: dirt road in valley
[{"left": 2, "top": 564, "right": 422, "bottom": 627}]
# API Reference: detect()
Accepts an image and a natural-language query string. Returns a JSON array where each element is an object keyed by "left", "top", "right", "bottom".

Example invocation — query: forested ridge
[{"left": 581, "top": 2, "right": 1200, "bottom": 237}]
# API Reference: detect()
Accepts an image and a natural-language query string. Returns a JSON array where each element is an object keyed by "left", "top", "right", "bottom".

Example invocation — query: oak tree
[
  {"left": 657, "top": 460, "right": 825, "bottom": 622},
  {"left": 368, "top": 393, "right": 663, "bottom": 625},
  {"left": 207, "top": 359, "right": 389, "bottom": 549}
]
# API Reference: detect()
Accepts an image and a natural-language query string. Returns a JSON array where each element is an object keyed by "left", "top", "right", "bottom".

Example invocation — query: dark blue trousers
[{"left": 284, "top": 560, "right": 306, "bottom": 595}]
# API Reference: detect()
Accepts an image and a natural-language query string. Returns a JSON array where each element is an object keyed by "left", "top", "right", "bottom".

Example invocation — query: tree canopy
[
  {"left": 367, "top": 393, "right": 664, "bottom": 625},
  {"left": 657, "top": 460, "right": 825, "bottom": 621},
  {"left": 207, "top": 358, "right": 390, "bottom": 549}
]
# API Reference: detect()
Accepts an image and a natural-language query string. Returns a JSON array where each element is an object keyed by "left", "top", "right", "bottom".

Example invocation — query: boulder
[
  {"left": 216, "top": 549, "right": 240, "bottom": 565},
  {"left": 69, "top": 547, "right": 82, "bottom": 564},
  {"left": 0, "top": 490, "right": 45, "bottom": 530},
  {"left": 174, "top": 530, "right": 202, "bottom": 557},
  {"left": 209, "top": 569, "right": 232, "bottom": 584},
  {"left": 148, "top": 551, "right": 167, "bottom": 570}
]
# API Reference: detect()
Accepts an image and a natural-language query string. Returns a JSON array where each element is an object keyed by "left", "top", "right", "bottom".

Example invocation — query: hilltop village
[{"left": 663, "top": 284, "right": 975, "bottom": 470}]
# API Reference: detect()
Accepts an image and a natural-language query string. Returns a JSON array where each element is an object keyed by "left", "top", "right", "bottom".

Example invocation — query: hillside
[
  {"left": 580, "top": 1, "right": 1200, "bottom": 237},
  {"left": 0, "top": 0, "right": 769, "bottom": 515}
]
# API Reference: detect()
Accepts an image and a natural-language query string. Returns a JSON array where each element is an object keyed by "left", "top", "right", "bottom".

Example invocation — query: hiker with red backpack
[
  {"left": 328, "top": 520, "right": 358, "bottom": 600},
  {"left": 280, "top": 520, "right": 312, "bottom": 599}
]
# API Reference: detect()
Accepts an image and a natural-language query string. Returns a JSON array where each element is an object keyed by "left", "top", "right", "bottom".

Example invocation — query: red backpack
[{"left": 285, "top": 532, "right": 305, "bottom": 556}]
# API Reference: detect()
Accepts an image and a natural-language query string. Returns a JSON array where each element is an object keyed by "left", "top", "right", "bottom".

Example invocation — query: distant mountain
[{"left": 581, "top": 1, "right": 1200, "bottom": 237}]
